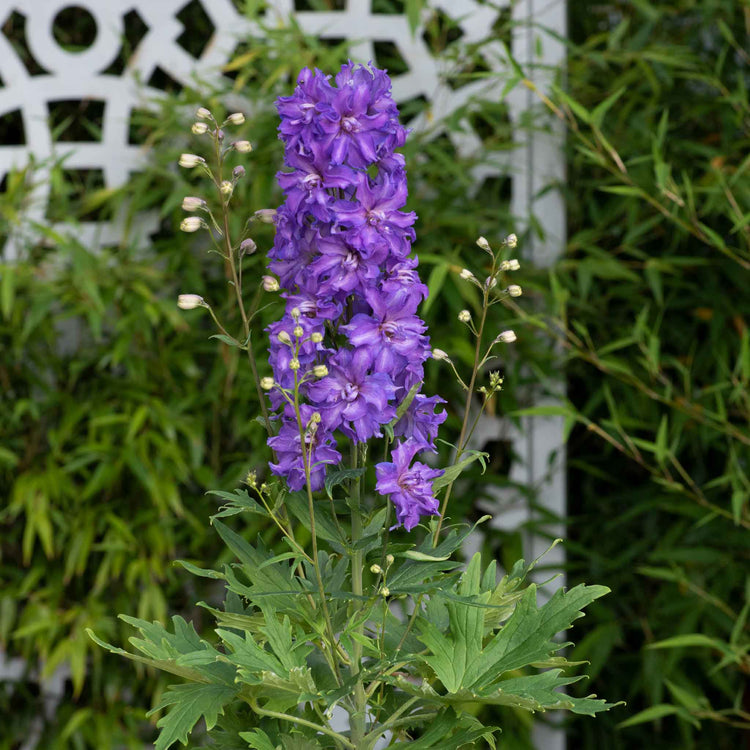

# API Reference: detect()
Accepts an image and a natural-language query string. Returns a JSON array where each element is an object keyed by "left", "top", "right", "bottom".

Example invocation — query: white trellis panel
[{"left": 0, "top": 2, "right": 567, "bottom": 748}]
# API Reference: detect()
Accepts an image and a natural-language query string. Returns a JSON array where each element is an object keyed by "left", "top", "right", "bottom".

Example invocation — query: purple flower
[
  {"left": 268, "top": 405, "right": 342, "bottom": 492},
  {"left": 307, "top": 348, "right": 397, "bottom": 442},
  {"left": 342, "top": 287, "right": 429, "bottom": 374},
  {"left": 335, "top": 171, "right": 416, "bottom": 258},
  {"left": 394, "top": 394, "right": 447, "bottom": 451},
  {"left": 375, "top": 439, "right": 443, "bottom": 531}
]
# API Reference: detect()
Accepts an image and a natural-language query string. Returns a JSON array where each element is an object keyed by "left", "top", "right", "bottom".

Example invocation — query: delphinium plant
[{"left": 91, "top": 63, "right": 617, "bottom": 749}]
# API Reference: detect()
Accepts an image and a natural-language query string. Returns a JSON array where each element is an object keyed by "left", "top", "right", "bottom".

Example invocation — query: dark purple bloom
[
  {"left": 342, "top": 287, "right": 429, "bottom": 373},
  {"left": 375, "top": 439, "right": 443, "bottom": 531},
  {"left": 307, "top": 348, "right": 397, "bottom": 442},
  {"left": 268, "top": 405, "right": 341, "bottom": 492},
  {"left": 394, "top": 394, "right": 447, "bottom": 451},
  {"left": 335, "top": 171, "right": 416, "bottom": 258}
]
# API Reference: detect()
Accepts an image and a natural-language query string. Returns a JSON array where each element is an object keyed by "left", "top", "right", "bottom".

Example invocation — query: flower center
[
  {"left": 380, "top": 321, "right": 398, "bottom": 340},
  {"left": 343, "top": 382, "right": 359, "bottom": 402},
  {"left": 367, "top": 210, "right": 385, "bottom": 226},
  {"left": 340, "top": 116, "right": 358, "bottom": 133},
  {"left": 303, "top": 172, "right": 322, "bottom": 189},
  {"left": 343, "top": 250, "right": 359, "bottom": 269}
]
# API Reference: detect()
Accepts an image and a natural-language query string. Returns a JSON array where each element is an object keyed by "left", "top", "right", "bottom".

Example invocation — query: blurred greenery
[{"left": 0, "top": 0, "right": 748, "bottom": 747}]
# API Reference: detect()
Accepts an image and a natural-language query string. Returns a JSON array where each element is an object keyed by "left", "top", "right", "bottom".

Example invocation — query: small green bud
[
  {"left": 178, "top": 153, "right": 205, "bottom": 168},
  {"left": 476, "top": 236, "right": 490, "bottom": 250},
  {"left": 177, "top": 294, "right": 205, "bottom": 310},
  {"left": 289, "top": 358, "right": 300, "bottom": 371},
  {"left": 191, "top": 122, "right": 208, "bottom": 135},
  {"left": 196, "top": 107, "right": 212, "bottom": 120},
  {"left": 234, "top": 140, "right": 252, "bottom": 153},
  {"left": 458, "top": 309, "right": 472, "bottom": 324},
  {"left": 220, "top": 180, "right": 233, "bottom": 196},
  {"left": 262, "top": 275, "right": 279, "bottom": 292},
  {"left": 311, "top": 332, "right": 324, "bottom": 343},
  {"left": 226, "top": 112, "right": 245, "bottom": 125},
  {"left": 496, "top": 330, "right": 517, "bottom": 344},
  {"left": 506, "top": 233, "right": 518, "bottom": 249},
  {"left": 260, "top": 377, "right": 275, "bottom": 390},
  {"left": 180, "top": 217, "right": 203, "bottom": 232},
  {"left": 293, "top": 325, "right": 304, "bottom": 338},
  {"left": 313, "top": 364, "right": 328, "bottom": 378},
  {"left": 507, "top": 284, "right": 522, "bottom": 297},
  {"left": 277, "top": 331, "right": 291, "bottom": 344},
  {"left": 380, "top": 586, "right": 390, "bottom": 598},
  {"left": 370, "top": 564, "right": 382, "bottom": 574}
]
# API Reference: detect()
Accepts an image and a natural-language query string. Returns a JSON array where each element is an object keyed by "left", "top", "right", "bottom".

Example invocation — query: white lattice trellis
[{"left": 0, "top": 1, "right": 567, "bottom": 747}]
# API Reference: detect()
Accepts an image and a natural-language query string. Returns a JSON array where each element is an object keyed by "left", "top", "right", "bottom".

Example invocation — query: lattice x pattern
[{"left": 0, "top": 0, "right": 559, "bottom": 259}]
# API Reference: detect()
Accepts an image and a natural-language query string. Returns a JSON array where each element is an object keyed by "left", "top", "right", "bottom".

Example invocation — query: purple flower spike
[
  {"left": 266, "top": 62, "right": 445, "bottom": 510},
  {"left": 375, "top": 439, "right": 444, "bottom": 531}
]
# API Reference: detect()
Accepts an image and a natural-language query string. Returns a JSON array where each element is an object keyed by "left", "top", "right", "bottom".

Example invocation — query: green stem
[
  {"left": 433, "top": 281, "right": 492, "bottom": 544},
  {"left": 293, "top": 386, "right": 345, "bottom": 687},
  {"left": 248, "top": 699, "right": 355, "bottom": 749},
  {"left": 348, "top": 443, "right": 367, "bottom": 745},
  {"left": 361, "top": 697, "right": 421, "bottom": 745},
  {"left": 213, "top": 131, "right": 272, "bottom": 438}
]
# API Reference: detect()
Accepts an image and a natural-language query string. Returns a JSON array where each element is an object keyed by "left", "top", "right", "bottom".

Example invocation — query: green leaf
[
  {"left": 646, "top": 633, "right": 735, "bottom": 659},
  {"left": 240, "top": 729, "right": 277, "bottom": 750},
  {"left": 210, "top": 333, "right": 242, "bottom": 347},
  {"left": 616, "top": 703, "right": 681, "bottom": 729},
  {"left": 150, "top": 683, "right": 238, "bottom": 750},
  {"left": 324, "top": 467, "right": 365, "bottom": 500},
  {"left": 1, "top": 266, "right": 15, "bottom": 320},
  {"left": 591, "top": 87, "right": 626, "bottom": 129},
  {"left": 432, "top": 450, "right": 488, "bottom": 491}
]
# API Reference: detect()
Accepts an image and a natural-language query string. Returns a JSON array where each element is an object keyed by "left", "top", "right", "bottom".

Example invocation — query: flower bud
[
  {"left": 313, "top": 364, "right": 328, "bottom": 378},
  {"left": 196, "top": 107, "right": 211, "bottom": 120},
  {"left": 432, "top": 348, "right": 450, "bottom": 361},
  {"left": 245, "top": 470, "right": 257, "bottom": 486},
  {"left": 499, "top": 259, "right": 521, "bottom": 272},
  {"left": 496, "top": 330, "right": 517, "bottom": 344},
  {"left": 240, "top": 238, "right": 257, "bottom": 255},
  {"left": 507, "top": 284, "right": 522, "bottom": 297},
  {"left": 254, "top": 208, "right": 277, "bottom": 223},
  {"left": 262, "top": 275, "right": 279, "bottom": 292},
  {"left": 485, "top": 276, "right": 498, "bottom": 289},
  {"left": 291, "top": 307, "right": 301, "bottom": 321},
  {"left": 458, "top": 309, "right": 472, "bottom": 324},
  {"left": 260, "top": 377, "right": 275, "bottom": 390},
  {"left": 226, "top": 112, "right": 245, "bottom": 125},
  {"left": 234, "top": 140, "right": 252, "bottom": 153},
  {"left": 181, "top": 196, "right": 205, "bottom": 212},
  {"left": 386, "top": 554, "right": 394, "bottom": 566},
  {"left": 232, "top": 165, "right": 245, "bottom": 179},
  {"left": 277, "top": 331, "right": 291, "bottom": 344},
  {"left": 309, "top": 411, "right": 322, "bottom": 424},
  {"left": 293, "top": 325, "right": 304, "bottom": 339},
  {"left": 191, "top": 122, "right": 208, "bottom": 135},
  {"left": 177, "top": 293, "right": 205, "bottom": 310},
  {"left": 506, "top": 233, "right": 518, "bottom": 249},
  {"left": 310, "top": 332, "right": 323, "bottom": 343},
  {"left": 180, "top": 216, "right": 203, "bottom": 232},
  {"left": 380, "top": 586, "right": 390, "bottom": 598},
  {"left": 220, "top": 180, "right": 233, "bottom": 196},
  {"left": 459, "top": 268, "right": 475, "bottom": 281},
  {"left": 370, "top": 564, "right": 382, "bottom": 574},
  {"left": 289, "top": 358, "right": 300, "bottom": 371},
  {"left": 178, "top": 153, "right": 205, "bottom": 168},
  {"left": 476, "top": 236, "right": 491, "bottom": 250}
]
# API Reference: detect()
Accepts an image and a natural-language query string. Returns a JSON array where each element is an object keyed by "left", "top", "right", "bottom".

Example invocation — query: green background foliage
[{"left": 1, "top": 0, "right": 748, "bottom": 747}]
